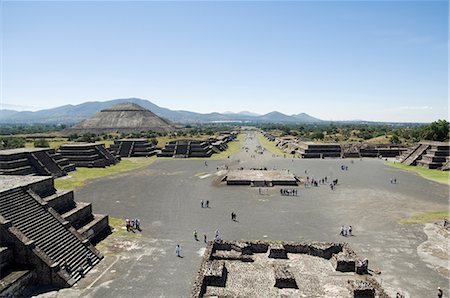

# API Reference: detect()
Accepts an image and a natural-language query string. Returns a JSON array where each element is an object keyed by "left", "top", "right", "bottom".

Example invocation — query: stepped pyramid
[
  {"left": 66, "top": 102, "right": 176, "bottom": 134},
  {"left": 0, "top": 175, "right": 109, "bottom": 296}
]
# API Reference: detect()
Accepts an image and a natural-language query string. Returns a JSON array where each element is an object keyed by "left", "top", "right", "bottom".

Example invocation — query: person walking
[
  {"left": 348, "top": 225, "right": 353, "bottom": 236},
  {"left": 200, "top": 200, "right": 204, "bottom": 208},
  {"left": 204, "top": 234, "right": 207, "bottom": 243},
  {"left": 193, "top": 230, "right": 198, "bottom": 241},
  {"left": 176, "top": 245, "right": 181, "bottom": 257},
  {"left": 437, "top": 287, "right": 443, "bottom": 298}
]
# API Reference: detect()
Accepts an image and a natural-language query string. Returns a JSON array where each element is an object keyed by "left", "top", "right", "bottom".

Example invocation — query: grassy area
[
  {"left": 55, "top": 156, "right": 156, "bottom": 189},
  {"left": 400, "top": 211, "right": 449, "bottom": 224},
  {"left": 256, "top": 133, "right": 287, "bottom": 156},
  {"left": 386, "top": 162, "right": 450, "bottom": 185},
  {"left": 95, "top": 217, "right": 142, "bottom": 255}
]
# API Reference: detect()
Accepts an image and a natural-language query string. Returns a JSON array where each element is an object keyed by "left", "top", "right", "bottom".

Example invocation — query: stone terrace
[
  {"left": 191, "top": 241, "right": 390, "bottom": 298},
  {"left": 225, "top": 169, "right": 298, "bottom": 186}
]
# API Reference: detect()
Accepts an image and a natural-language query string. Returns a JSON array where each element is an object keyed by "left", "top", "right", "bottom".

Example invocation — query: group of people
[
  {"left": 339, "top": 225, "right": 353, "bottom": 236},
  {"left": 357, "top": 258, "right": 369, "bottom": 274},
  {"left": 62, "top": 253, "right": 93, "bottom": 278},
  {"left": 126, "top": 218, "right": 141, "bottom": 232},
  {"left": 280, "top": 188, "right": 298, "bottom": 196},
  {"left": 340, "top": 165, "right": 349, "bottom": 171},
  {"left": 389, "top": 178, "right": 398, "bottom": 184},
  {"left": 200, "top": 200, "right": 210, "bottom": 208}
]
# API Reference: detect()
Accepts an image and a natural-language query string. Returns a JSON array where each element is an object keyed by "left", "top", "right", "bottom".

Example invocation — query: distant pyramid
[{"left": 66, "top": 102, "right": 177, "bottom": 134}]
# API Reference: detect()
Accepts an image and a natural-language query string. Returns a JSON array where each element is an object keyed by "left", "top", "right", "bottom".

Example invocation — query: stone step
[
  {"left": 62, "top": 202, "right": 93, "bottom": 229},
  {"left": 0, "top": 269, "right": 34, "bottom": 297},
  {"left": 78, "top": 214, "right": 110, "bottom": 242},
  {"left": 0, "top": 247, "right": 13, "bottom": 274}
]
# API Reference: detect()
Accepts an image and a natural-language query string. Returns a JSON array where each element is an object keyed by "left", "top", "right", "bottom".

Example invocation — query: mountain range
[{"left": 0, "top": 98, "right": 322, "bottom": 124}]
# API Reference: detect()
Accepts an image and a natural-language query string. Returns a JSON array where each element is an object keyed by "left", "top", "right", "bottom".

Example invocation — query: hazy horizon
[{"left": 1, "top": 1, "right": 448, "bottom": 122}]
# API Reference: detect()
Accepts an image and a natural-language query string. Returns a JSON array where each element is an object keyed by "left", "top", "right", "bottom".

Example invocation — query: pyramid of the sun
[{"left": 66, "top": 102, "right": 176, "bottom": 134}]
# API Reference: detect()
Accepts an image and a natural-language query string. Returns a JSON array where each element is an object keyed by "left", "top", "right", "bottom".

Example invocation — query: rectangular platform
[{"left": 225, "top": 170, "right": 298, "bottom": 186}]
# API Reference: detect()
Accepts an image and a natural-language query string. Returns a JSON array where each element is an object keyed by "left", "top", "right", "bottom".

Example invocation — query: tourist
[
  {"left": 126, "top": 219, "right": 130, "bottom": 232},
  {"left": 63, "top": 260, "right": 71, "bottom": 273},
  {"left": 135, "top": 218, "right": 141, "bottom": 231},
  {"left": 206, "top": 200, "right": 209, "bottom": 208},
  {"left": 438, "top": 287, "right": 443, "bottom": 298},
  {"left": 200, "top": 200, "right": 204, "bottom": 208},
  {"left": 78, "top": 266, "right": 85, "bottom": 278},
  {"left": 193, "top": 230, "right": 198, "bottom": 241},
  {"left": 176, "top": 245, "right": 181, "bottom": 257},
  {"left": 86, "top": 253, "right": 92, "bottom": 266}
]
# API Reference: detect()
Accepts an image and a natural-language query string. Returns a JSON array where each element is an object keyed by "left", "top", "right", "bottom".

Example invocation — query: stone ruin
[
  {"left": 0, "top": 148, "right": 75, "bottom": 177},
  {"left": 224, "top": 169, "right": 299, "bottom": 187},
  {"left": 399, "top": 141, "right": 450, "bottom": 170},
  {"left": 191, "top": 240, "right": 391, "bottom": 298},
  {"left": 158, "top": 140, "right": 225, "bottom": 158},
  {"left": 58, "top": 143, "right": 119, "bottom": 168},
  {"left": 0, "top": 175, "right": 110, "bottom": 297},
  {"left": 158, "top": 140, "right": 215, "bottom": 158},
  {"left": 297, "top": 142, "right": 342, "bottom": 158},
  {"left": 109, "top": 139, "right": 158, "bottom": 158}
]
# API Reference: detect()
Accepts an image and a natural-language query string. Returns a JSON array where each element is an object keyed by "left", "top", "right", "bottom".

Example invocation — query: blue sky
[{"left": 1, "top": 1, "right": 448, "bottom": 122}]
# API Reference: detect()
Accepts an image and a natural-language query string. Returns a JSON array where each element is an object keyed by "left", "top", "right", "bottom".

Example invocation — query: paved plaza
[{"left": 33, "top": 132, "right": 449, "bottom": 297}]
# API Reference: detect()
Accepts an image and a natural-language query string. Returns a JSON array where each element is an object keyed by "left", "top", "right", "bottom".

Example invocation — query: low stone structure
[
  {"left": 399, "top": 141, "right": 450, "bottom": 170},
  {"left": 359, "top": 145, "right": 407, "bottom": 158},
  {"left": 224, "top": 169, "right": 299, "bottom": 186},
  {"left": 0, "top": 148, "right": 75, "bottom": 177},
  {"left": 298, "top": 142, "right": 342, "bottom": 158},
  {"left": 191, "top": 240, "right": 390, "bottom": 298},
  {"left": 109, "top": 139, "right": 158, "bottom": 157},
  {"left": 58, "top": 143, "right": 119, "bottom": 167},
  {"left": 0, "top": 175, "right": 110, "bottom": 297},
  {"left": 158, "top": 140, "right": 216, "bottom": 158}
]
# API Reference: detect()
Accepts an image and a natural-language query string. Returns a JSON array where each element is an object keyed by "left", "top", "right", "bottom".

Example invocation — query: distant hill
[{"left": 0, "top": 98, "right": 323, "bottom": 124}]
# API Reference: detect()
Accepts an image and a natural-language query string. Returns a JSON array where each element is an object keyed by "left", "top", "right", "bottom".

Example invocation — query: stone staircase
[
  {"left": 0, "top": 243, "right": 35, "bottom": 297},
  {"left": 0, "top": 187, "right": 102, "bottom": 283},
  {"left": 400, "top": 143, "right": 429, "bottom": 166},
  {"left": 108, "top": 139, "right": 158, "bottom": 157},
  {"left": 118, "top": 141, "right": 133, "bottom": 157},
  {"left": 58, "top": 143, "right": 119, "bottom": 168},
  {"left": 30, "top": 151, "right": 64, "bottom": 177},
  {"left": 0, "top": 148, "right": 74, "bottom": 177},
  {"left": 400, "top": 141, "right": 450, "bottom": 169}
]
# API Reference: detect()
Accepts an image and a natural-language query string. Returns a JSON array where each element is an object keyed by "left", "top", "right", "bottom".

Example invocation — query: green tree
[
  {"left": 419, "top": 120, "right": 449, "bottom": 142},
  {"left": 34, "top": 138, "right": 50, "bottom": 148},
  {"left": 389, "top": 134, "right": 400, "bottom": 144}
]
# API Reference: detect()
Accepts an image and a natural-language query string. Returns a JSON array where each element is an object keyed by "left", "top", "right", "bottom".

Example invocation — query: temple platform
[{"left": 225, "top": 169, "right": 298, "bottom": 186}]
